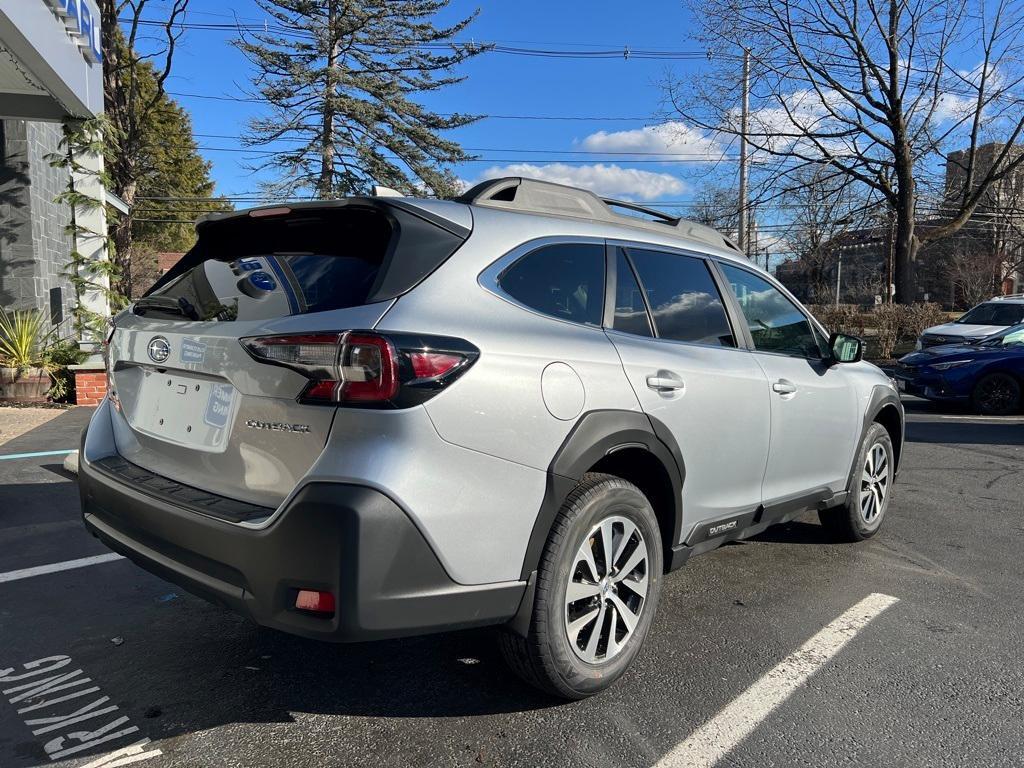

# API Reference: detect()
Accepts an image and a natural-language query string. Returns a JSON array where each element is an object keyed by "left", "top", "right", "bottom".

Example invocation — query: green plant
[
  {"left": 0, "top": 309, "right": 55, "bottom": 369},
  {"left": 45, "top": 339, "right": 87, "bottom": 367},
  {"left": 47, "top": 372, "right": 70, "bottom": 401}
]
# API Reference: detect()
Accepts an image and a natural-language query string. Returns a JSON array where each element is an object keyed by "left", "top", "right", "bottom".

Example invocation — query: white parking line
[
  {"left": 0, "top": 554, "right": 124, "bottom": 585},
  {"left": 654, "top": 593, "right": 899, "bottom": 768}
]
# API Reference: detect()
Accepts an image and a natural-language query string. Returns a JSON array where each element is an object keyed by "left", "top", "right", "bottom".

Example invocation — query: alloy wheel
[
  {"left": 976, "top": 374, "right": 1019, "bottom": 414},
  {"left": 564, "top": 515, "right": 649, "bottom": 664},
  {"left": 860, "top": 443, "right": 889, "bottom": 524}
]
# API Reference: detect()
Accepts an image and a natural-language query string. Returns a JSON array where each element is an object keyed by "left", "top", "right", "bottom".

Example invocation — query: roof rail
[{"left": 455, "top": 177, "right": 742, "bottom": 254}]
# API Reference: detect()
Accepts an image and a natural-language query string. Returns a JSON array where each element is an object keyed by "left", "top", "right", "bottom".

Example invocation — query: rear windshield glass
[{"left": 137, "top": 205, "right": 464, "bottom": 322}]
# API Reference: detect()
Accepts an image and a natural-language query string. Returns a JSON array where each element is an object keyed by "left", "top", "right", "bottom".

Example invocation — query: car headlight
[{"left": 930, "top": 359, "right": 972, "bottom": 371}]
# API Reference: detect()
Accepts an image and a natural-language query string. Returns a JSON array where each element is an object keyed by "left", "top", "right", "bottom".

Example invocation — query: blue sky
[{"left": 134, "top": 0, "right": 726, "bottom": 207}]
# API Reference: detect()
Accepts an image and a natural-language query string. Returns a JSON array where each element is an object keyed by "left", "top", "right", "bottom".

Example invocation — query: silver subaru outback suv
[{"left": 79, "top": 177, "right": 903, "bottom": 698}]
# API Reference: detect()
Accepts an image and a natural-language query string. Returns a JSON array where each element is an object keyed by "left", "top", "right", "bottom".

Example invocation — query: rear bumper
[{"left": 79, "top": 434, "right": 526, "bottom": 642}]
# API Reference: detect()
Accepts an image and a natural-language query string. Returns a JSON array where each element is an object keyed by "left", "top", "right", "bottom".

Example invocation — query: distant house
[
  {"left": 157, "top": 252, "right": 184, "bottom": 276},
  {"left": 776, "top": 142, "right": 1024, "bottom": 307}
]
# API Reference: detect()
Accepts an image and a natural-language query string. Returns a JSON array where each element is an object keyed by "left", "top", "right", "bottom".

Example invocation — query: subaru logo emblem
[{"left": 147, "top": 336, "right": 171, "bottom": 363}]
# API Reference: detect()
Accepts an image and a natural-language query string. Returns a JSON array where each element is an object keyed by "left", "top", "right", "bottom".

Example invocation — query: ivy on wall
[{"left": 48, "top": 116, "right": 125, "bottom": 341}]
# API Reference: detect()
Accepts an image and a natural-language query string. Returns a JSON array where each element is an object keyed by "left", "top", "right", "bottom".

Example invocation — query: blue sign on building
[{"left": 42, "top": 0, "right": 102, "bottom": 64}]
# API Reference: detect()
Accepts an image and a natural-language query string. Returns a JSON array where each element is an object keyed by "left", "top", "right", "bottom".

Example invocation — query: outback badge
[{"left": 245, "top": 419, "right": 311, "bottom": 434}]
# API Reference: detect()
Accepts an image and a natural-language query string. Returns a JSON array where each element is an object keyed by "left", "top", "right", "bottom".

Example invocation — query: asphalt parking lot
[{"left": 1, "top": 399, "right": 1023, "bottom": 768}]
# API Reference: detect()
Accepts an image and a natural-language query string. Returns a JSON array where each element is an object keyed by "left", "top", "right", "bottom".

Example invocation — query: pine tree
[
  {"left": 236, "top": 0, "right": 488, "bottom": 199},
  {"left": 100, "top": 7, "right": 229, "bottom": 298},
  {"left": 126, "top": 88, "right": 231, "bottom": 296}
]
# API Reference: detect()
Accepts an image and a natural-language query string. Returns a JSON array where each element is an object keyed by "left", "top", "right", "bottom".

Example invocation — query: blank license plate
[{"left": 132, "top": 371, "right": 236, "bottom": 448}]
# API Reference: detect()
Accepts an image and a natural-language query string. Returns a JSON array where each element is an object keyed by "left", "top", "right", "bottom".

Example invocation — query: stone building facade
[{"left": 0, "top": 118, "right": 75, "bottom": 324}]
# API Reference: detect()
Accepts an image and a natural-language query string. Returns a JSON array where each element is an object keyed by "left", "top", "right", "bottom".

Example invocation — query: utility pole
[
  {"left": 737, "top": 48, "right": 750, "bottom": 257},
  {"left": 835, "top": 251, "right": 842, "bottom": 306}
]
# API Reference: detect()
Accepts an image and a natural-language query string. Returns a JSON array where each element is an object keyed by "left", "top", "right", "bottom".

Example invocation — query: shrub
[
  {"left": 871, "top": 304, "right": 903, "bottom": 360},
  {"left": 0, "top": 309, "right": 55, "bottom": 369},
  {"left": 808, "top": 304, "right": 867, "bottom": 337},
  {"left": 903, "top": 303, "right": 948, "bottom": 339}
]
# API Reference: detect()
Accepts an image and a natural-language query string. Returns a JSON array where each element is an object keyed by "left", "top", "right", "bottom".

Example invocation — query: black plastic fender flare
[{"left": 517, "top": 409, "right": 685, "bottom": 582}]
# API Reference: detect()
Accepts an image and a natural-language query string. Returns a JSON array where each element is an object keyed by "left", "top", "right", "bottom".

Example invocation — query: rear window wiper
[{"left": 133, "top": 296, "right": 200, "bottom": 320}]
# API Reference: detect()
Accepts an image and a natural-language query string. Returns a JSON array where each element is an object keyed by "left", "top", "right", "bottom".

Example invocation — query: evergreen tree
[
  {"left": 235, "top": 0, "right": 488, "bottom": 199},
  {"left": 126, "top": 85, "right": 231, "bottom": 296},
  {"left": 100, "top": 27, "right": 228, "bottom": 296}
]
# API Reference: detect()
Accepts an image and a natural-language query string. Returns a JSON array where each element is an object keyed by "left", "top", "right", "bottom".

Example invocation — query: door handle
[
  {"left": 647, "top": 375, "right": 685, "bottom": 392},
  {"left": 772, "top": 379, "right": 797, "bottom": 395}
]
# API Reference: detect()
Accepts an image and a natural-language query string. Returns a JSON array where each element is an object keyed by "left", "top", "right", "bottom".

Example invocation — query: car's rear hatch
[{"left": 105, "top": 200, "right": 470, "bottom": 510}]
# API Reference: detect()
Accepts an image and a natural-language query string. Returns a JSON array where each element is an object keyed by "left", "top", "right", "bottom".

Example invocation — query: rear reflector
[
  {"left": 408, "top": 351, "right": 464, "bottom": 379},
  {"left": 295, "top": 589, "right": 335, "bottom": 615}
]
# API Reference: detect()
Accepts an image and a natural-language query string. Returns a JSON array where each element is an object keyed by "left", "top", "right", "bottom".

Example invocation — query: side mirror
[{"left": 829, "top": 332, "right": 864, "bottom": 364}]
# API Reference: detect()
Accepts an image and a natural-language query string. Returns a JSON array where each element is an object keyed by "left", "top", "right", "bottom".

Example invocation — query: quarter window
[
  {"left": 626, "top": 248, "right": 736, "bottom": 347},
  {"left": 497, "top": 243, "right": 606, "bottom": 326},
  {"left": 718, "top": 262, "right": 824, "bottom": 358},
  {"left": 612, "top": 249, "right": 653, "bottom": 337}
]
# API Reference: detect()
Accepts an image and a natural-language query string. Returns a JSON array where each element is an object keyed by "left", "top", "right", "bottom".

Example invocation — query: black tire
[
  {"left": 972, "top": 372, "right": 1021, "bottom": 416},
  {"left": 499, "top": 473, "right": 663, "bottom": 699},
  {"left": 819, "top": 422, "right": 893, "bottom": 542}
]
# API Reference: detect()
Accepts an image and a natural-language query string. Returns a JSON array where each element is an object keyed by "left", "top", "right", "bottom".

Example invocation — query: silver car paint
[
  {"left": 107, "top": 301, "right": 392, "bottom": 507},
  {"left": 608, "top": 329, "right": 772, "bottom": 532},
  {"left": 97, "top": 195, "right": 896, "bottom": 587},
  {"left": 750, "top": 351, "right": 859, "bottom": 499},
  {"left": 379, "top": 223, "right": 644, "bottom": 472}
]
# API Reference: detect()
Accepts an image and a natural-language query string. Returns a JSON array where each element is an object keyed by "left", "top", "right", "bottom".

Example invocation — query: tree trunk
[
  {"left": 892, "top": 144, "right": 919, "bottom": 304},
  {"left": 318, "top": 0, "right": 338, "bottom": 198},
  {"left": 112, "top": 180, "right": 136, "bottom": 299}
]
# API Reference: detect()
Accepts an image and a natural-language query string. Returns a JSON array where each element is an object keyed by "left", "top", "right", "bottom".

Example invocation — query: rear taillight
[{"left": 240, "top": 331, "right": 478, "bottom": 407}]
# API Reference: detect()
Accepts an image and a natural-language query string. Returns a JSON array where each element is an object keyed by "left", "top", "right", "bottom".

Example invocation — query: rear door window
[
  {"left": 625, "top": 248, "right": 736, "bottom": 347},
  {"left": 497, "top": 243, "right": 606, "bottom": 326}
]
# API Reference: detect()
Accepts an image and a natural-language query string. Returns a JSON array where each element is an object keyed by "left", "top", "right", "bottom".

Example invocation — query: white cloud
[
  {"left": 579, "top": 122, "right": 725, "bottom": 162},
  {"left": 474, "top": 163, "right": 687, "bottom": 201}
]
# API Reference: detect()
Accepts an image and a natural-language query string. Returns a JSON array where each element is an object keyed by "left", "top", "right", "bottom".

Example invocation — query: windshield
[
  {"left": 955, "top": 302, "right": 1024, "bottom": 326},
  {"left": 978, "top": 323, "right": 1024, "bottom": 348}
]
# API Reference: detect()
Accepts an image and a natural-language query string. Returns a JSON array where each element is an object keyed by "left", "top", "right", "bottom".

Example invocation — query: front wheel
[
  {"left": 499, "top": 473, "right": 663, "bottom": 699},
  {"left": 972, "top": 372, "right": 1021, "bottom": 415},
  {"left": 819, "top": 422, "right": 893, "bottom": 542}
]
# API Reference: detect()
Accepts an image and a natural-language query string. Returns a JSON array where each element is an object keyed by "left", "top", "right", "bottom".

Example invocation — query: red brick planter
[{"left": 69, "top": 364, "right": 107, "bottom": 406}]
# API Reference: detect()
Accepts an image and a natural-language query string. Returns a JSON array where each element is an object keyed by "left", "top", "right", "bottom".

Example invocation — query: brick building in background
[{"left": 777, "top": 142, "right": 1024, "bottom": 307}]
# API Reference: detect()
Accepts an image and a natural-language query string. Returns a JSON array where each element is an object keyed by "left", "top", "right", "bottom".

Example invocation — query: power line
[
  {"left": 123, "top": 16, "right": 717, "bottom": 60},
  {"left": 166, "top": 90, "right": 658, "bottom": 121}
]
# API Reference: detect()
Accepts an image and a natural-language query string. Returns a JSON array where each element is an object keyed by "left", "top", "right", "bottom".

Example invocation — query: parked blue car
[{"left": 895, "top": 324, "right": 1024, "bottom": 414}]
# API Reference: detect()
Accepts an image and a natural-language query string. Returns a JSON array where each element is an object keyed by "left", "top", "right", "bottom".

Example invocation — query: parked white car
[{"left": 917, "top": 296, "right": 1024, "bottom": 349}]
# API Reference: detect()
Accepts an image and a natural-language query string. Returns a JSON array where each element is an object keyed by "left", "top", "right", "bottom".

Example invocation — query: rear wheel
[
  {"left": 972, "top": 372, "right": 1021, "bottom": 415},
  {"left": 500, "top": 473, "right": 662, "bottom": 699},
  {"left": 819, "top": 423, "right": 893, "bottom": 542}
]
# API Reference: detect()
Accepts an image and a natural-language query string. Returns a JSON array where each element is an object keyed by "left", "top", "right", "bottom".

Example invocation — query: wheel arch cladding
[
  {"left": 872, "top": 401, "right": 904, "bottom": 472},
  {"left": 519, "top": 410, "right": 684, "bottom": 580}
]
